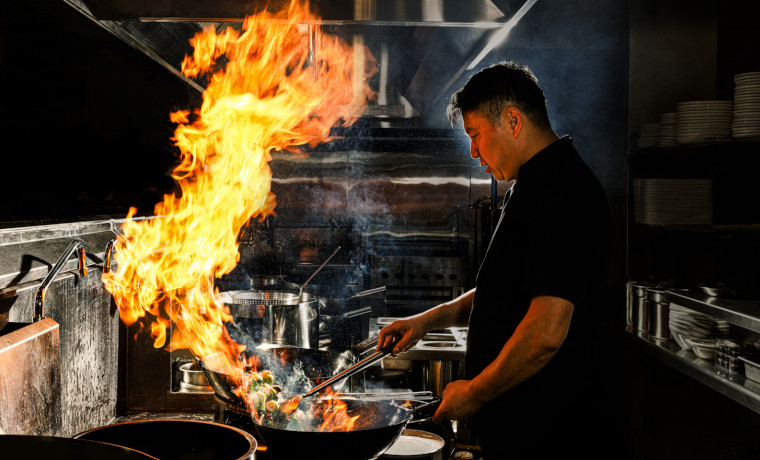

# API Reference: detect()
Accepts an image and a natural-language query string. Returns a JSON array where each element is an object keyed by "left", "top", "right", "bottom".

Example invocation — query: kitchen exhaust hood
[
  {"left": 65, "top": 0, "right": 533, "bottom": 127},
  {"left": 74, "top": 0, "right": 511, "bottom": 25}
]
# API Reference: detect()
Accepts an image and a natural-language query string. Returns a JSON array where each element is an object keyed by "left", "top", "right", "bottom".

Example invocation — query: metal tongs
[
  {"left": 321, "top": 390, "right": 435, "bottom": 402},
  {"left": 281, "top": 341, "right": 395, "bottom": 415}
]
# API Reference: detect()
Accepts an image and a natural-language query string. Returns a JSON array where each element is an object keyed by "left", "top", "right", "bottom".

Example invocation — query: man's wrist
[{"left": 466, "top": 375, "right": 491, "bottom": 406}]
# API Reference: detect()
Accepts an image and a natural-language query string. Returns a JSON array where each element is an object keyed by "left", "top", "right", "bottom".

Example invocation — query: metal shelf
[
  {"left": 629, "top": 136, "right": 760, "bottom": 162},
  {"left": 626, "top": 331, "right": 760, "bottom": 415},
  {"left": 666, "top": 290, "right": 760, "bottom": 334},
  {"left": 634, "top": 223, "right": 760, "bottom": 233}
]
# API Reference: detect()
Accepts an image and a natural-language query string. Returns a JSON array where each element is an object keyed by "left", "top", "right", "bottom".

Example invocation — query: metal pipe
[
  {"left": 297, "top": 246, "right": 341, "bottom": 301},
  {"left": 34, "top": 240, "right": 88, "bottom": 322}
]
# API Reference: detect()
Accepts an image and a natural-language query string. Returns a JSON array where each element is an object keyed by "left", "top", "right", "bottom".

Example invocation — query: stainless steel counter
[{"left": 373, "top": 318, "right": 466, "bottom": 363}]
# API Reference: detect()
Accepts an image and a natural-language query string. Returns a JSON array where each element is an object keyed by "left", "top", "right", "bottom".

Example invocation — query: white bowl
[
  {"left": 687, "top": 338, "right": 716, "bottom": 360},
  {"left": 670, "top": 329, "right": 692, "bottom": 351}
]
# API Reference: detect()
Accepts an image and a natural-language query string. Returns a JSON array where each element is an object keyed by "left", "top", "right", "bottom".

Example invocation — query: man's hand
[
  {"left": 376, "top": 315, "right": 429, "bottom": 356},
  {"left": 432, "top": 379, "right": 484, "bottom": 423},
  {"left": 377, "top": 289, "right": 476, "bottom": 356}
]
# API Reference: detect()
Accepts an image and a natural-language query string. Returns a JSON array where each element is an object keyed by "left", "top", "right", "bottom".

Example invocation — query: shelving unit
[
  {"left": 621, "top": 3, "right": 760, "bottom": 456},
  {"left": 627, "top": 139, "right": 760, "bottom": 415},
  {"left": 627, "top": 288, "right": 760, "bottom": 414}
]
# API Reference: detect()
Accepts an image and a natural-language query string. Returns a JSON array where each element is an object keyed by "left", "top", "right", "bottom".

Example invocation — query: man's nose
[{"left": 470, "top": 142, "right": 478, "bottom": 159}]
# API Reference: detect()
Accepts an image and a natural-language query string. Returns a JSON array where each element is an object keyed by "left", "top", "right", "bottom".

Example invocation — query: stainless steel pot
[{"left": 221, "top": 290, "right": 319, "bottom": 349}]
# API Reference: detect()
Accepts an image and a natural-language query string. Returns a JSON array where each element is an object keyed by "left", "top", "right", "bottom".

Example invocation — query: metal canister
[
  {"left": 632, "top": 284, "right": 650, "bottom": 336},
  {"left": 647, "top": 288, "right": 671, "bottom": 340},
  {"left": 625, "top": 281, "right": 637, "bottom": 332}
]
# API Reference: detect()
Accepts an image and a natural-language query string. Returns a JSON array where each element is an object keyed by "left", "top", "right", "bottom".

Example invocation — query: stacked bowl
[
  {"left": 676, "top": 100, "right": 733, "bottom": 145},
  {"left": 732, "top": 71, "right": 760, "bottom": 139},
  {"left": 669, "top": 303, "right": 730, "bottom": 352}
]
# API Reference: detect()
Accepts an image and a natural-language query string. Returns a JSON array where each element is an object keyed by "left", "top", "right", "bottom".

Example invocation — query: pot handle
[{"left": 409, "top": 398, "right": 442, "bottom": 424}]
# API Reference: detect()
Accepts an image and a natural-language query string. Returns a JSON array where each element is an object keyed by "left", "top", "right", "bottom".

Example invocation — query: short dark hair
[{"left": 447, "top": 61, "right": 552, "bottom": 131}]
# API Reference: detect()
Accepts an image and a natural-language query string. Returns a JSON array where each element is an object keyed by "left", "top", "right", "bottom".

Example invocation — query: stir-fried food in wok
[
  {"left": 247, "top": 369, "right": 362, "bottom": 432},
  {"left": 247, "top": 370, "right": 291, "bottom": 427}
]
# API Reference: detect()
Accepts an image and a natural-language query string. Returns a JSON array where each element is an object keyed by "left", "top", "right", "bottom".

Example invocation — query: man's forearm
[
  {"left": 469, "top": 295, "right": 573, "bottom": 404},
  {"left": 423, "top": 288, "right": 475, "bottom": 330}
]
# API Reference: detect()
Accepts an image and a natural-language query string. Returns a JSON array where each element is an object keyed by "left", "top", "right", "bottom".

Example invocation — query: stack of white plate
[
  {"left": 715, "top": 319, "right": 731, "bottom": 338},
  {"left": 658, "top": 112, "right": 678, "bottom": 147},
  {"left": 637, "top": 123, "right": 660, "bottom": 149},
  {"left": 732, "top": 71, "right": 760, "bottom": 139},
  {"left": 676, "top": 100, "right": 733, "bottom": 145},
  {"left": 669, "top": 304, "right": 725, "bottom": 351},
  {"left": 633, "top": 178, "right": 712, "bottom": 225}
]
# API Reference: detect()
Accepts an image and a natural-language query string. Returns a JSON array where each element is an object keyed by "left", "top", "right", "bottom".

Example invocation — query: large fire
[{"left": 102, "top": 0, "right": 375, "bottom": 379}]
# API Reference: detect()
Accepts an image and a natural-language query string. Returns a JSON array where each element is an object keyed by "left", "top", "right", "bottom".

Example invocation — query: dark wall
[
  {"left": 0, "top": 0, "right": 199, "bottom": 224},
  {"left": 454, "top": 0, "right": 630, "bottom": 297}
]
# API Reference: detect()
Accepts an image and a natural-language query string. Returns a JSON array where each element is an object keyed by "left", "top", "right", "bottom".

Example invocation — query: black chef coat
[{"left": 465, "top": 136, "right": 612, "bottom": 458}]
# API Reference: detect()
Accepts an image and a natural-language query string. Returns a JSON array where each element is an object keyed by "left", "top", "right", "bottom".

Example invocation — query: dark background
[{"left": 0, "top": 0, "right": 198, "bottom": 225}]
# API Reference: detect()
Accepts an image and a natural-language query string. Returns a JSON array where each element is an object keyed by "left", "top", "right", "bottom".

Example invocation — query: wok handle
[
  {"left": 348, "top": 286, "right": 387, "bottom": 300},
  {"left": 409, "top": 398, "right": 442, "bottom": 423}
]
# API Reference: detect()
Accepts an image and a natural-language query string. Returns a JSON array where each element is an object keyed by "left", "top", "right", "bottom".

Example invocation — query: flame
[
  {"left": 279, "top": 395, "right": 302, "bottom": 415},
  {"left": 102, "top": 0, "right": 375, "bottom": 368},
  {"left": 314, "top": 388, "right": 361, "bottom": 432}
]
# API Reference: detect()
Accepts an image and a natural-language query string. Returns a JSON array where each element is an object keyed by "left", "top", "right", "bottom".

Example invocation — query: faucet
[
  {"left": 34, "top": 240, "right": 88, "bottom": 322},
  {"left": 103, "top": 238, "right": 116, "bottom": 274}
]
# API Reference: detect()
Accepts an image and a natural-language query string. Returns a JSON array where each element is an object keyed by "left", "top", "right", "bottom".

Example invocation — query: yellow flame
[
  {"left": 316, "top": 388, "right": 361, "bottom": 432},
  {"left": 102, "top": 0, "right": 375, "bottom": 364}
]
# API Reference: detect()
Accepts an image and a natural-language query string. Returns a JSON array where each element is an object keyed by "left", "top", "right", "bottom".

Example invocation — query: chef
[{"left": 377, "top": 61, "right": 623, "bottom": 459}]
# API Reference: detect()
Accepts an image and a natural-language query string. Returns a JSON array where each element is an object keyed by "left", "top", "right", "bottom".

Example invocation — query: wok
[
  {"left": 0, "top": 435, "right": 158, "bottom": 459},
  {"left": 250, "top": 398, "right": 440, "bottom": 460},
  {"left": 73, "top": 419, "right": 256, "bottom": 460},
  {"left": 198, "top": 338, "right": 378, "bottom": 409}
]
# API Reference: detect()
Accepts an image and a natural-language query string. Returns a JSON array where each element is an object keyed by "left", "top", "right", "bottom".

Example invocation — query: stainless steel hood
[
  {"left": 64, "top": 0, "right": 533, "bottom": 127},
  {"left": 73, "top": 0, "right": 512, "bottom": 24}
]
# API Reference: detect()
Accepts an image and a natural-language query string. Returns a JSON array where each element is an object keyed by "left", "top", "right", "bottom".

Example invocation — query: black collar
[{"left": 517, "top": 135, "right": 573, "bottom": 182}]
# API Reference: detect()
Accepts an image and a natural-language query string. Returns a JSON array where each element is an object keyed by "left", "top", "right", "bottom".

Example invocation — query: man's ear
[{"left": 505, "top": 107, "right": 522, "bottom": 138}]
